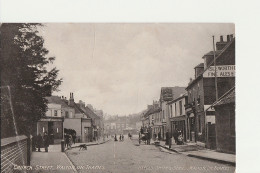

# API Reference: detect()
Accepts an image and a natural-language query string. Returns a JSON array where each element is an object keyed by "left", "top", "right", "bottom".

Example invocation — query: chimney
[
  {"left": 227, "top": 35, "right": 230, "bottom": 42},
  {"left": 216, "top": 35, "right": 228, "bottom": 50},
  {"left": 68, "top": 92, "right": 74, "bottom": 106},
  {"left": 220, "top": 35, "right": 223, "bottom": 42}
]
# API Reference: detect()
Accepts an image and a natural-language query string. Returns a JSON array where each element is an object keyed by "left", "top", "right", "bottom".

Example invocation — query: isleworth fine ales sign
[{"left": 203, "top": 65, "right": 235, "bottom": 78}]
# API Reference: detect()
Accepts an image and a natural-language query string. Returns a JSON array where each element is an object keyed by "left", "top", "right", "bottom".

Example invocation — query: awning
[{"left": 170, "top": 115, "right": 186, "bottom": 122}]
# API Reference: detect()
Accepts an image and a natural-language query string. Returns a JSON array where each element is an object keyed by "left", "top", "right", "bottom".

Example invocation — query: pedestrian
[
  {"left": 147, "top": 131, "right": 150, "bottom": 145},
  {"left": 43, "top": 132, "right": 50, "bottom": 152},
  {"left": 114, "top": 134, "right": 118, "bottom": 141},
  {"left": 72, "top": 133, "right": 76, "bottom": 144},
  {"left": 165, "top": 130, "right": 169, "bottom": 145},
  {"left": 122, "top": 135, "right": 124, "bottom": 141},
  {"left": 68, "top": 134, "right": 72, "bottom": 148},
  {"left": 173, "top": 129, "right": 179, "bottom": 144},
  {"left": 65, "top": 133, "right": 70, "bottom": 149},
  {"left": 36, "top": 133, "right": 43, "bottom": 152}
]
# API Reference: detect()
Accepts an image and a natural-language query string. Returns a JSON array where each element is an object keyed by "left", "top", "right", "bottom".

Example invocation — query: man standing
[
  {"left": 43, "top": 132, "right": 50, "bottom": 152},
  {"left": 36, "top": 133, "right": 43, "bottom": 152},
  {"left": 173, "top": 129, "right": 179, "bottom": 144}
]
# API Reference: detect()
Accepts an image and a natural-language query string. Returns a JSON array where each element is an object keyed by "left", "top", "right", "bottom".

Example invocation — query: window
[
  {"left": 170, "top": 105, "right": 173, "bottom": 117},
  {"left": 65, "top": 111, "right": 69, "bottom": 118},
  {"left": 162, "top": 110, "right": 165, "bottom": 119},
  {"left": 54, "top": 110, "right": 58, "bottom": 116},
  {"left": 175, "top": 103, "right": 177, "bottom": 116},
  {"left": 179, "top": 100, "right": 182, "bottom": 115}
]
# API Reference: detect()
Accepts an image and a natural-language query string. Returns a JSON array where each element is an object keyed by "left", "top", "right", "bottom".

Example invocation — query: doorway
[{"left": 48, "top": 122, "right": 54, "bottom": 144}]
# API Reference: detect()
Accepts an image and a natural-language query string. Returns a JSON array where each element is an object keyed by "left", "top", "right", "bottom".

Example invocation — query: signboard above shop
[{"left": 203, "top": 65, "right": 235, "bottom": 78}]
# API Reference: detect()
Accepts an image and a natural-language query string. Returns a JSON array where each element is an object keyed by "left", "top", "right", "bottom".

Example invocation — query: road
[{"left": 66, "top": 136, "right": 235, "bottom": 173}]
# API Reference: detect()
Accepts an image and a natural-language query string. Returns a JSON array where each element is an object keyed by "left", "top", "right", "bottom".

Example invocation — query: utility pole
[{"left": 212, "top": 36, "right": 218, "bottom": 101}]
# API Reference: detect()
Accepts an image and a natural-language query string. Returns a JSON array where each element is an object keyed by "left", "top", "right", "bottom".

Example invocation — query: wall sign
[{"left": 203, "top": 65, "right": 235, "bottom": 78}]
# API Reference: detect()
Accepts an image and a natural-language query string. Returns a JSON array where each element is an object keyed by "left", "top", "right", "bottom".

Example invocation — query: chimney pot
[
  {"left": 227, "top": 35, "right": 230, "bottom": 42},
  {"left": 220, "top": 35, "right": 223, "bottom": 42}
]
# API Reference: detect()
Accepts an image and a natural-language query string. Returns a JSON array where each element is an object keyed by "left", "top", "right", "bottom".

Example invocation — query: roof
[
  {"left": 194, "top": 63, "right": 204, "bottom": 68},
  {"left": 46, "top": 96, "right": 71, "bottom": 108},
  {"left": 80, "top": 105, "right": 100, "bottom": 120},
  {"left": 71, "top": 102, "right": 86, "bottom": 115},
  {"left": 213, "top": 87, "right": 235, "bottom": 107},
  {"left": 186, "top": 38, "right": 235, "bottom": 90},
  {"left": 160, "top": 87, "right": 186, "bottom": 102},
  {"left": 144, "top": 107, "right": 161, "bottom": 118},
  {"left": 203, "top": 50, "right": 222, "bottom": 57},
  {"left": 167, "top": 93, "right": 187, "bottom": 105}
]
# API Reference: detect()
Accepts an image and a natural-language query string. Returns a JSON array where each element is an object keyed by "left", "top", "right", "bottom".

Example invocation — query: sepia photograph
[{"left": 1, "top": 23, "right": 236, "bottom": 172}]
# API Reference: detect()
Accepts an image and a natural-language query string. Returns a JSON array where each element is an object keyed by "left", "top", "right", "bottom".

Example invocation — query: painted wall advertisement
[{"left": 203, "top": 65, "right": 235, "bottom": 78}]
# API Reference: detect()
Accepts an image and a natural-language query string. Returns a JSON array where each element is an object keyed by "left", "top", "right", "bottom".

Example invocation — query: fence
[{"left": 1, "top": 135, "right": 32, "bottom": 173}]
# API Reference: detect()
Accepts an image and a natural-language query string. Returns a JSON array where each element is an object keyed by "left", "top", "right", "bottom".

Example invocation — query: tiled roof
[
  {"left": 214, "top": 87, "right": 235, "bottom": 106},
  {"left": 80, "top": 106, "right": 100, "bottom": 120}
]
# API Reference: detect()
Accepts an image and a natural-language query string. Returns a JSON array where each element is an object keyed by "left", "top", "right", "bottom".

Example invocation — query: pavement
[
  {"left": 29, "top": 138, "right": 110, "bottom": 173},
  {"left": 153, "top": 140, "right": 236, "bottom": 166}
]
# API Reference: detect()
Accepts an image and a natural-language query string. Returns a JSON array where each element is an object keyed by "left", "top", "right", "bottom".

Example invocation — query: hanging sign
[{"left": 203, "top": 65, "right": 235, "bottom": 78}]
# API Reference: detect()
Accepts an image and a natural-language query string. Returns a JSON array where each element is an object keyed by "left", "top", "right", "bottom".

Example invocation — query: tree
[{"left": 0, "top": 23, "right": 62, "bottom": 138}]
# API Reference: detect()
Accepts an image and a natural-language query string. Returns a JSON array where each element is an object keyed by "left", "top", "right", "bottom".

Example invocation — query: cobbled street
[{"left": 66, "top": 136, "right": 235, "bottom": 173}]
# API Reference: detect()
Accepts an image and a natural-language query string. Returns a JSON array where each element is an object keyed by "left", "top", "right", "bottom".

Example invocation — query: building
[
  {"left": 161, "top": 87, "right": 186, "bottom": 140},
  {"left": 167, "top": 93, "right": 188, "bottom": 142},
  {"left": 213, "top": 87, "right": 235, "bottom": 154},
  {"left": 78, "top": 101, "right": 102, "bottom": 141},
  {"left": 37, "top": 96, "right": 65, "bottom": 144},
  {"left": 63, "top": 93, "right": 92, "bottom": 143},
  {"left": 185, "top": 35, "right": 235, "bottom": 148}
]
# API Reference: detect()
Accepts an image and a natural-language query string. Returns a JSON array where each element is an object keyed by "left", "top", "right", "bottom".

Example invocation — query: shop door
[{"left": 84, "top": 127, "right": 89, "bottom": 142}]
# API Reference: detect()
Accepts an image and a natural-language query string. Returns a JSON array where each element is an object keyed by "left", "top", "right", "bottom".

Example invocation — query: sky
[{"left": 39, "top": 23, "right": 235, "bottom": 116}]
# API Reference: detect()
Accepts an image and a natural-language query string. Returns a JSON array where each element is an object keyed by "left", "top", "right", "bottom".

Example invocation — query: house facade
[
  {"left": 185, "top": 35, "right": 235, "bottom": 148},
  {"left": 167, "top": 94, "right": 188, "bottom": 143}
]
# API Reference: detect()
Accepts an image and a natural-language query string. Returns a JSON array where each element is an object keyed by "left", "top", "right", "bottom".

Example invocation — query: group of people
[
  {"left": 172, "top": 129, "right": 184, "bottom": 145},
  {"left": 114, "top": 134, "right": 124, "bottom": 142},
  {"left": 35, "top": 132, "right": 50, "bottom": 152}
]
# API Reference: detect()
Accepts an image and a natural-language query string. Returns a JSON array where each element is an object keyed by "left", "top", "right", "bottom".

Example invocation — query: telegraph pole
[{"left": 212, "top": 36, "right": 218, "bottom": 101}]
